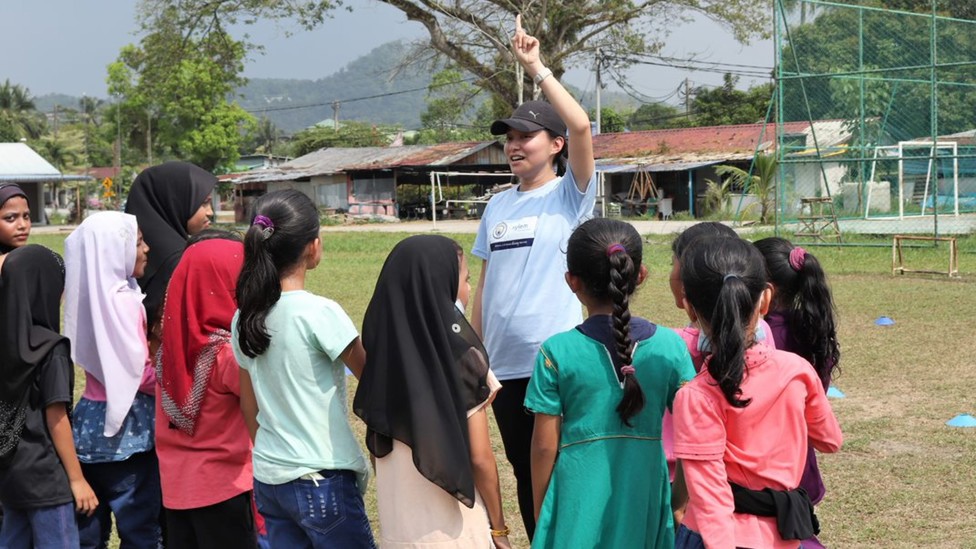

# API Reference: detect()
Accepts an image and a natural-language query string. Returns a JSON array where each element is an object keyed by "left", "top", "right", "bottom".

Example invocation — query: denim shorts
[
  {"left": 254, "top": 470, "right": 375, "bottom": 549},
  {"left": 0, "top": 501, "right": 79, "bottom": 549},
  {"left": 674, "top": 524, "right": 706, "bottom": 549}
]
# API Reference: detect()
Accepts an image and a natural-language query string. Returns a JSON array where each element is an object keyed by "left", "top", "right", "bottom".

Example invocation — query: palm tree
[
  {"left": 38, "top": 130, "right": 84, "bottom": 208},
  {"left": 703, "top": 177, "right": 733, "bottom": 217},
  {"left": 0, "top": 80, "right": 45, "bottom": 141},
  {"left": 78, "top": 95, "right": 104, "bottom": 166},
  {"left": 714, "top": 153, "right": 779, "bottom": 224},
  {"left": 255, "top": 117, "right": 283, "bottom": 154}
]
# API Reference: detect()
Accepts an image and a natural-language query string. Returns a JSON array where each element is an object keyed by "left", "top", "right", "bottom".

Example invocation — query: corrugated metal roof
[
  {"left": 234, "top": 141, "right": 503, "bottom": 185},
  {"left": 232, "top": 121, "right": 857, "bottom": 185},
  {"left": 593, "top": 120, "right": 851, "bottom": 161},
  {"left": 595, "top": 159, "right": 722, "bottom": 173},
  {"left": 0, "top": 142, "right": 62, "bottom": 181}
]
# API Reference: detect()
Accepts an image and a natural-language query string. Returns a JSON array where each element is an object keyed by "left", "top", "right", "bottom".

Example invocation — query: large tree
[
  {"left": 691, "top": 74, "right": 773, "bottom": 127},
  {"left": 137, "top": 0, "right": 770, "bottom": 109},
  {"left": 108, "top": 8, "right": 254, "bottom": 171}
]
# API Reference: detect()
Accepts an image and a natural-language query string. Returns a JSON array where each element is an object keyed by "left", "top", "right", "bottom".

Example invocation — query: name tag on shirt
[{"left": 489, "top": 216, "right": 538, "bottom": 252}]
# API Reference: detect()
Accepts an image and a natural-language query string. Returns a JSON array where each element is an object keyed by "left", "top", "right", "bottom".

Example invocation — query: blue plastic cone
[
  {"left": 874, "top": 316, "right": 895, "bottom": 326},
  {"left": 826, "top": 386, "right": 846, "bottom": 399},
  {"left": 946, "top": 414, "right": 976, "bottom": 428}
]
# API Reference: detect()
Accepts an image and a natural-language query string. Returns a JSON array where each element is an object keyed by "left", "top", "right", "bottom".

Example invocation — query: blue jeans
[
  {"left": 0, "top": 501, "right": 79, "bottom": 549},
  {"left": 77, "top": 450, "right": 161, "bottom": 549},
  {"left": 674, "top": 524, "right": 706, "bottom": 549},
  {"left": 254, "top": 470, "right": 375, "bottom": 549}
]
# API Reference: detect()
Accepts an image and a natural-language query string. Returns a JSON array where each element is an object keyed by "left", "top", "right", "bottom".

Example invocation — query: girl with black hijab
[
  {"left": 124, "top": 161, "right": 216, "bottom": 338},
  {"left": 354, "top": 235, "right": 511, "bottom": 549},
  {"left": 0, "top": 183, "right": 32, "bottom": 256},
  {"left": 0, "top": 245, "right": 98, "bottom": 547}
]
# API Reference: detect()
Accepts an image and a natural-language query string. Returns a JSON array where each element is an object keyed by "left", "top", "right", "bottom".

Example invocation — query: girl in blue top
[{"left": 232, "top": 189, "right": 374, "bottom": 549}]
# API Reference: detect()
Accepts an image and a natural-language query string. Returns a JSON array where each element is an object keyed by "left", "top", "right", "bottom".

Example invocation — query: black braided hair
[{"left": 567, "top": 218, "right": 645, "bottom": 425}]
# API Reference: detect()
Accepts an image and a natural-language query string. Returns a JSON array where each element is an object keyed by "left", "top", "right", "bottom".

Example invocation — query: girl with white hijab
[{"left": 64, "top": 211, "right": 161, "bottom": 549}]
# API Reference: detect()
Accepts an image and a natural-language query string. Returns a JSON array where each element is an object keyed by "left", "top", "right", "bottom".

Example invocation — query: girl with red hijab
[{"left": 156, "top": 236, "right": 261, "bottom": 548}]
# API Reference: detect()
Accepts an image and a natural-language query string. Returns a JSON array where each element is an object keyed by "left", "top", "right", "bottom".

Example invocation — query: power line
[
  {"left": 606, "top": 53, "right": 773, "bottom": 79},
  {"left": 245, "top": 76, "right": 481, "bottom": 114},
  {"left": 633, "top": 53, "right": 773, "bottom": 72}
]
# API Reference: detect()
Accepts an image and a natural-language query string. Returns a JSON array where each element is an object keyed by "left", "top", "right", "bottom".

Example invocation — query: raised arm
[{"left": 512, "top": 14, "right": 594, "bottom": 190}]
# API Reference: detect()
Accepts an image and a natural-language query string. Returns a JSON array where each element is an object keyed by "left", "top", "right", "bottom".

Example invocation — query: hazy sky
[{"left": 1, "top": 1, "right": 774, "bottom": 106}]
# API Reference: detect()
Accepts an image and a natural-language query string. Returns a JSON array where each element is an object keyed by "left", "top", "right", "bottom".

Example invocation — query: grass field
[{"left": 29, "top": 229, "right": 976, "bottom": 548}]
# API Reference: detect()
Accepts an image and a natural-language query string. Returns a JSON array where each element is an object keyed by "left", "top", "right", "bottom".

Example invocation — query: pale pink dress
[{"left": 376, "top": 371, "right": 502, "bottom": 548}]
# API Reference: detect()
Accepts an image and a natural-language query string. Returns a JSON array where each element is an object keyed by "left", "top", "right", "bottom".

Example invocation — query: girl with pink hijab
[{"left": 64, "top": 211, "right": 160, "bottom": 548}]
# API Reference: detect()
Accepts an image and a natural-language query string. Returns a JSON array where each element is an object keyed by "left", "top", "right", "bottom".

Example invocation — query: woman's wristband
[
  {"left": 533, "top": 67, "right": 553, "bottom": 85},
  {"left": 490, "top": 526, "right": 510, "bottom": 537}
]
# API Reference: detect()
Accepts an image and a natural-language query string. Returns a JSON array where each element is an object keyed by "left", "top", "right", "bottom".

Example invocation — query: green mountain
[
  {"left": 237, "top": 40, "right": 432, "bottom": 133},
  {"left": 35, "top": 39, "right": 641, "bottom": 136}
]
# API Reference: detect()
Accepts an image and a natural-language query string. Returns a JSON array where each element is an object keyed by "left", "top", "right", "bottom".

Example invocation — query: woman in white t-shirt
[{"left": 471, "top": 14, "right": 596, "bottom": 540}]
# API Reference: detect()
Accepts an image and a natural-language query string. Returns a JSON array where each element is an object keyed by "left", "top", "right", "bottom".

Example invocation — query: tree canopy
[
  {"left": 108, "top": 10, "right": 254, "bottom": 171},
  {"left": 138, "top": 0, "right": 770, "bottom": 109}
]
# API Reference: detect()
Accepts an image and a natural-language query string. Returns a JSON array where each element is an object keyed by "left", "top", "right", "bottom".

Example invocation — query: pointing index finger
[{"left": 515, "top": 13, "right": 523, "bottom": 34}]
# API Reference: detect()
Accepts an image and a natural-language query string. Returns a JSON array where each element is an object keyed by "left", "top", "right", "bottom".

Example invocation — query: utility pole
[
  {"left": 595, "top": 49, "right": 603, "bottom": 135},
  {"left": 332, "top": 100, "right": 340, "bottom": 130}
]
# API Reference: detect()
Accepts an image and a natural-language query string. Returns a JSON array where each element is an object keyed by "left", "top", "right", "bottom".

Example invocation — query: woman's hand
[{"left": 512, "top": 14, "right": 543, "bottom": 75}]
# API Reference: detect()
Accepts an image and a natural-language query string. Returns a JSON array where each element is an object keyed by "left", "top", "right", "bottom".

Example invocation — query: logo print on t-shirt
[
  {"left": 488, "top": 217, "right": 537, "bottom": 252},
  {"left": 492, "top": 222, "right": 508, "bottom": 239}
]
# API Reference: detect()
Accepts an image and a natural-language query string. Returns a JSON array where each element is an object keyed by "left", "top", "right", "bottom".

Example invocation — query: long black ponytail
[
  {"left": 567, "top": 218, "right": 645, "bottom": 425},
  {"left": 680, "top": 237, "right": 768, "bottom": 408},
  {"left": 754, "top": 237, "right": 839, "bottom": 388},
  {"left": 235, "top": 189, "right": 320, "bottom": 358}
]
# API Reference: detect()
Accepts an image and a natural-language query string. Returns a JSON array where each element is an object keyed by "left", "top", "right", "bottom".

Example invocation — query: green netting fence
[{"left": 738, "top": 0, "right": 976, "bottom": 247}]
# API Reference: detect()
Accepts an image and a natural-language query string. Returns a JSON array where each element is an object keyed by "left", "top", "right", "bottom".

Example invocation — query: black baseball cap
[{"left": 490, "top": 100, "right": 567, "bottom": 137}]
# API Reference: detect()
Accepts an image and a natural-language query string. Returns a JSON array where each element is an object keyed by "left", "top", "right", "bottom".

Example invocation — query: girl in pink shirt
[
  {"left": 755, "top": 237, "right": 841, "bottom": 549},
  {"left": 663, "top": 223, "right": 776, "bottom": 523},
  {"left": 672, "top": 237, "right": 842, "bottom": 549},
  {"left": 156, "top": 234, "right": 262, "bottom": 548}
]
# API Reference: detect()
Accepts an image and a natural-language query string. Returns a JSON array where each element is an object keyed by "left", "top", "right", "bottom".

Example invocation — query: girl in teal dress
[{"left": 525, "top": 218, "right": 695, "bottom": 548}]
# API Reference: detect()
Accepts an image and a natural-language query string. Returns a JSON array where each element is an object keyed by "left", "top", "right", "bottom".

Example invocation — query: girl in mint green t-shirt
[{"left": 232, "top": 189, "right": 375, "bottom": 549}]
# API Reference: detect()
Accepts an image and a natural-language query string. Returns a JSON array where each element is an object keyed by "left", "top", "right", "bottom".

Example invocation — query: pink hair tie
[
  {"left": 620, "top": 365, "right": 635, "bottom": 376},
  {"left": 789, "top": 246, "right": 806, "bottom": 271},
  {"left": 606, "top": 243, "right": 627, "bottom": 257}
]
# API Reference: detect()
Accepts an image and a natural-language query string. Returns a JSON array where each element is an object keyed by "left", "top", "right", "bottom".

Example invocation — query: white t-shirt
[
  {"left": 232, "top": 291, "right": 369, "bottom": 491},
  {"left": 472, "top": 169, "right": 596, "bottom": 380}
]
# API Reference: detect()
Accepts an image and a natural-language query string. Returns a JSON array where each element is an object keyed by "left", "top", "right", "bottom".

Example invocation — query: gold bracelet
[{"left": 490, "top": 526, "right": 510, "bottom": 537}]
